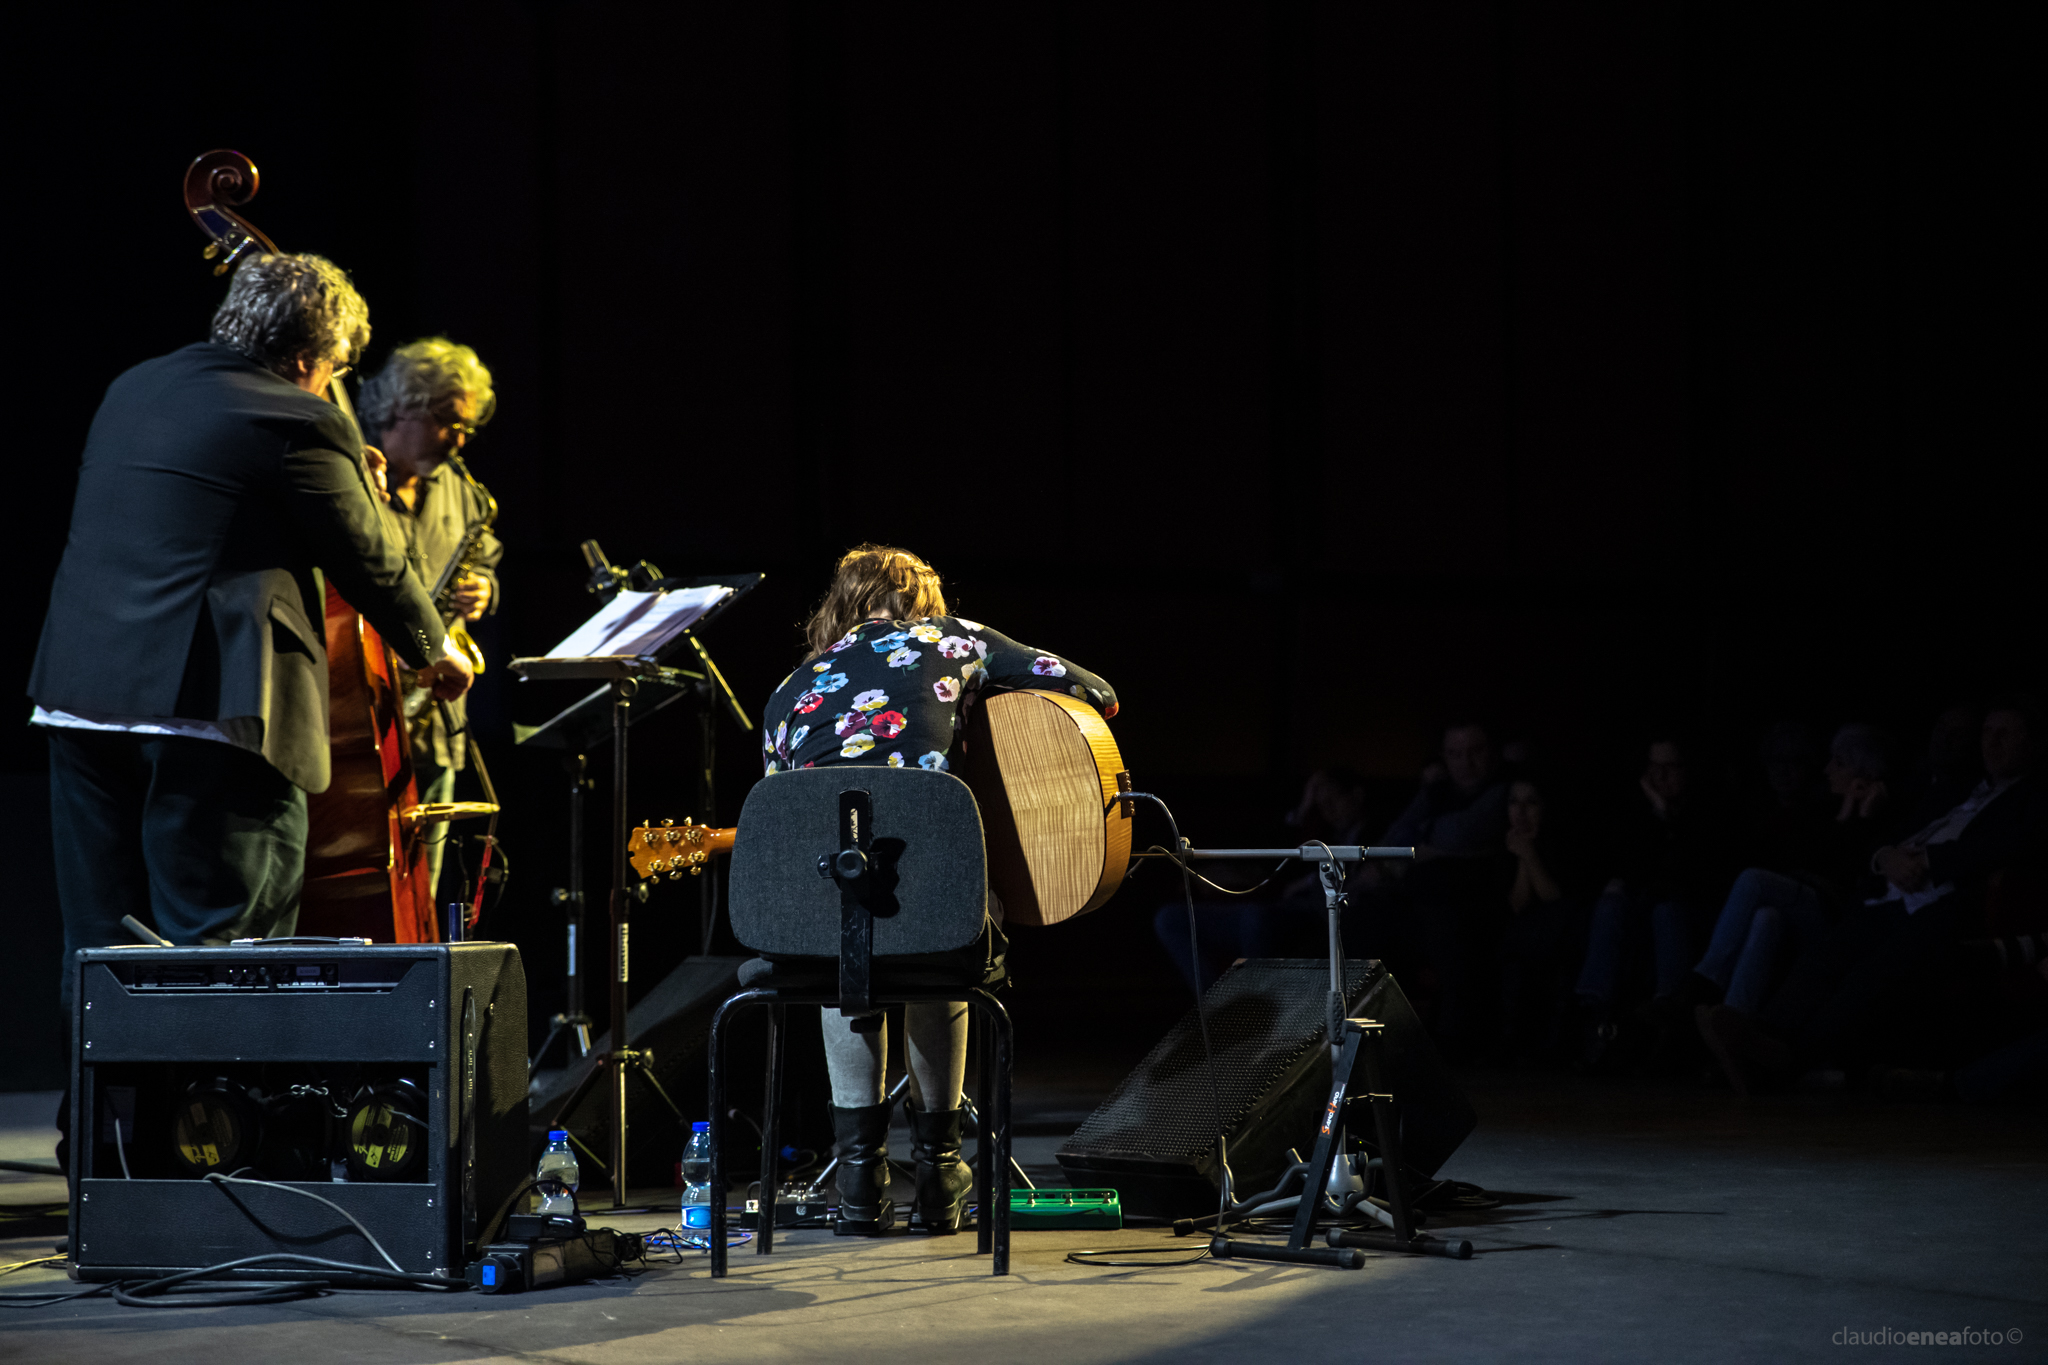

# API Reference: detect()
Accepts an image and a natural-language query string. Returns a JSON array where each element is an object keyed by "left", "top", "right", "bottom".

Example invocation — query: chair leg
[
  {"left": 709, "top": 996, "right": 736, "bottom": 1279},
  {"left": 757, "top": 1003, "right": 786, "bottom": 1255},
  {"left": 985, "top": 991, "right": 1013, "bottom": 1277},
  {"left": 974, "top": 1003, "right": 992, "bottom": 1257}
]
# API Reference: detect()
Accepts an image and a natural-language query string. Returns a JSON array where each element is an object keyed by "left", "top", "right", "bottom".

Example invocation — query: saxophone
[{"left": 406, "top": 453, "right": 497, "bottom": 719}]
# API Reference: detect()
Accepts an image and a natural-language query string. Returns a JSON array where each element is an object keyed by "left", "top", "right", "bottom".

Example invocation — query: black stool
[{"left": 708, "top": 766, "right": 1013, "bottom": 1277}]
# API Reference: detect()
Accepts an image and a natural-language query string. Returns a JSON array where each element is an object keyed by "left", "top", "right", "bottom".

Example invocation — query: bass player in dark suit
[{"left": 28, "top": 252, "right": 474, "bottom": 1010}]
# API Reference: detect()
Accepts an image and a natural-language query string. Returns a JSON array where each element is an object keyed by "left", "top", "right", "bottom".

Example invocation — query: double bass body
[{"left": 300, "top": 587, "right": 438, "bottom": 941}]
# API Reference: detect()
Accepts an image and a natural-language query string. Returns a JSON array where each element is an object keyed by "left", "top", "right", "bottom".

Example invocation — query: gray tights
[{"left": 819, "top": 1003, "right": 968, "bottom": 1111}]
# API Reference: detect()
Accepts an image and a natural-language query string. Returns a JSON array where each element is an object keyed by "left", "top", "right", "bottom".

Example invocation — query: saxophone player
[{"left": 357, "top": 338, "right": 504, "bottom": 901}]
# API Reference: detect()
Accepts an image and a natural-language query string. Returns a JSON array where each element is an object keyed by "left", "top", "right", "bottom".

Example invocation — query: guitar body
[
  {"left": 957, "top": 689, "right": 1131, "bottom": 927},
  {"left": 300, "top": 584, "right": 438, "bottom": 942}
]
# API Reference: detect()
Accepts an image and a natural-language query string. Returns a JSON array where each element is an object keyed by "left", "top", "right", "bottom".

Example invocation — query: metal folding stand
[
  {"left": 510, "top": 568, "right": 761, "bottom": 1205},
  {"left": 1137, "top": 842, "right": 1471, "bottom": 1268},
  {"left": 512, "top": 654, "right": 698, "bottom": 1210},
  {"left": 530, "top": 753, "right": 595, "bottom": 1075}
]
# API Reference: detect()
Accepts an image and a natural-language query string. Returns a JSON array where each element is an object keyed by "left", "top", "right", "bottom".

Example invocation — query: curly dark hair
[{"left": 209, "top": 252, "right": 370, "bottom": 374}]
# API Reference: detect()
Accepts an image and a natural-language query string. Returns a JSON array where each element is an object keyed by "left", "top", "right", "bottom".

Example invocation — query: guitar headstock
[
  {"left": 629, "top": 818, "right": 737, "bottom": 881},
  {"left": 184, "top": 150, "right": 281, "bottom": 277}
]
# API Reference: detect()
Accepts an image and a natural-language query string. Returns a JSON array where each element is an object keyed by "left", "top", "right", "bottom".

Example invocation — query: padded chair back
[{"left": 729, "top": 766, "right": 988, "bottom": 958}]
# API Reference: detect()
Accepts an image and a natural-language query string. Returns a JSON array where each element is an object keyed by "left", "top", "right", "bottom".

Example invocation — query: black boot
[
  {"left": 829, "top": 1101, "right": 896, "bottom": 1236},
  {"left": 908, "top": 1103, "right": 973, "bottom": 1234}
]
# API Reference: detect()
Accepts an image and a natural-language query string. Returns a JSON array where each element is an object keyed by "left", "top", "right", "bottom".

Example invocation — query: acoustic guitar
[
  {"left": 628, "top": 690, "right": 1129, "bottom": 927},
  {"left": 956, "top": 688, "right": 1132, "bottom": 928},
  {"left": 627, "top": 818, "right": 736, "bottom": 882}
]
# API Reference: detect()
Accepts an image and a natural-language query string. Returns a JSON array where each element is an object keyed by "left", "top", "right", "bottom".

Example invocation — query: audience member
[
  {"left": 1374, "top": 721, "right": 1510, "bottom": 873},
  {"left": 1745, "top": 720, "right": 1834, "bottom": 880},
  {"left": 1573, "top": 737, "right": 1734, "bottom": 1067},
  {"left": 1353, "top": 722, "right": 1513, "bottom": 1052},
  {"left": 1699, "top": 699, "right": 2043, "bottom": 1094},
  {"left": 1675, "top": 724, "right": 1894, "bottom": 1026},
  {"left": 1495, "top": 775, "right": 1596, "bottom": 1060},
  {"left": 1153, "top": 767, "right": 1370, "bottom": 992}
]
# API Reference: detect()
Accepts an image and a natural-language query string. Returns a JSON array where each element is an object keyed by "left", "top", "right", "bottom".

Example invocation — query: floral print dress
[{"left": 760, "top": 616, "right": 1117, "bottom": 776}]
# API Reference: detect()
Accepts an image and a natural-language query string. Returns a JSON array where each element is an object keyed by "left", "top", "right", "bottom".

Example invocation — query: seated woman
[
  {"left": 758, "top": 544, "right": 1116, "bottom": 1236},
  {"left": 1495, "top": 775, "right": 1595, "bottom": 1061}
]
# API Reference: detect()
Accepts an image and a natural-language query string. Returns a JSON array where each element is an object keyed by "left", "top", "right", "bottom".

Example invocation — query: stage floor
[{"left": 2, "top": 1074, "right": 2042, "bottom": 1363}]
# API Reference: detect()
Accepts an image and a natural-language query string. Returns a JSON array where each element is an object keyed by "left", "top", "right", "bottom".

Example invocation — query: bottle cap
[
  {"left": 692, "top": 1121, "right": 711, "bottom": 1132},
  {"left": 548, "top": 1129, "right": 568, "bottom": 1141}
]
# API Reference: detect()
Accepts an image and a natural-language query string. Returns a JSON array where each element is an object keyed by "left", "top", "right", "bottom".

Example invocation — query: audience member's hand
[
  {"left": 1506, "top": 829, "right": 1537, "bottom": 861},
  {"left": 1876, "top": 844, "right": 1930, "bottom": 892},
  {"left": 1420, "top": 762, "right": 1448, "bottom": 787}
]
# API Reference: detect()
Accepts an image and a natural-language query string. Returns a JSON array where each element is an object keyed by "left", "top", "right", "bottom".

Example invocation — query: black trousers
[{"left": 47, "top": 729, "right": 306, "bottom": 1011}]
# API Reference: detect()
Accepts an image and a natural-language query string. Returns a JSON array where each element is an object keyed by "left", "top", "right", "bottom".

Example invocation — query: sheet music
[{"left": 542, "top": 585, "right": 733, "bottom": 660}]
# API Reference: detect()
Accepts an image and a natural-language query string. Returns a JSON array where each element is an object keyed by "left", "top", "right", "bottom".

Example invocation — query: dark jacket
[
  {"left": 29, "top": 343, "right": 445, "bottom": 793},
  {"left": 1923, "top": 776, "right": 2043, "bottom": 925}
]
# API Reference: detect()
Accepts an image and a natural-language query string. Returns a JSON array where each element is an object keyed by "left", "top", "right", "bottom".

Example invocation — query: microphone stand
[{"left": 1129, "top": 841, "right": 1467, "bottom": 1268}]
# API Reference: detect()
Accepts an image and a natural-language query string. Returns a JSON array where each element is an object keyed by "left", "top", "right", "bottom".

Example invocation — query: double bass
[{"left": 182, "top": 149, "right": 492, "bottom": 941}]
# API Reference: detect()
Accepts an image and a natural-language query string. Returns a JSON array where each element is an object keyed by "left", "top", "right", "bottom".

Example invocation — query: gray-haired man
[{"left": 356, "top": 337, "right": 505, "bottom": 901}]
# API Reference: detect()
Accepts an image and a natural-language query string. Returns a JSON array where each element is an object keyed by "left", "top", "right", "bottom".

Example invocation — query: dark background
[{"left": 3, "top": 2, "right": 2038, "bottom": 1087}]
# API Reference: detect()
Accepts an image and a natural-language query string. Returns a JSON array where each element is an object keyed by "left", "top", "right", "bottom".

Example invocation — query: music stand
[
  {"left": 511, "top": 574, "right": 759, "bottom": 1210},
  {"left": 516, "top": 573, "right": 761, "bottom": 965}
]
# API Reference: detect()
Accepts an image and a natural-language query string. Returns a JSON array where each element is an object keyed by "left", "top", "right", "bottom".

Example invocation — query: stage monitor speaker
[
  {"left": 528, "top": 955, "right": 832, "bottom": 1188},
  {"left": 1055, "top": 959, "right": 1474, "bottom": 1220},
  {"left": 71, "top": 942, "right": 526, "bottom": 1284}
]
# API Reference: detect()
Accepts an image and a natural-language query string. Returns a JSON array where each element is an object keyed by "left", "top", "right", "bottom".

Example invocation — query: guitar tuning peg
[
  {"left": 690, "top": 866, "right": 704, "bottom": 876},
  {"left": 661, "top": 818, "right": 674, "bottom": 826}
]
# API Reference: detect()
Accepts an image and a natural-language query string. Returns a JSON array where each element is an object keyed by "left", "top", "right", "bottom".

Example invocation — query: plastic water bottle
[
  {"left": 680, "top": 1121, "right": 714, "bottom": 1231},
  {"left": 536, "top": 1129, "right": 579, "bottom": 1216}
]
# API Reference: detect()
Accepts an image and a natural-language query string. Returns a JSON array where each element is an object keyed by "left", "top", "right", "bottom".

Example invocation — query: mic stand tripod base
[
  {"left": 1326, "top": 1229, "right": 1474, "bottom": 1260},
  {"left": 1208, "top": 1237, "right": 1363, "bottom": 1270}
]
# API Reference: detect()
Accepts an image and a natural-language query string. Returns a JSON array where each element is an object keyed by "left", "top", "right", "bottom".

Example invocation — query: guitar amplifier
[{"left": 70, "top": 941, "right": 526, "bottom": 1284}]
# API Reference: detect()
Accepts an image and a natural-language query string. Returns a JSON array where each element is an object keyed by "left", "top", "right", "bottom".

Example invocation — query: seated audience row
[{"left": 1152, "top": 697, "right": 2048, "bottom": 1103}]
